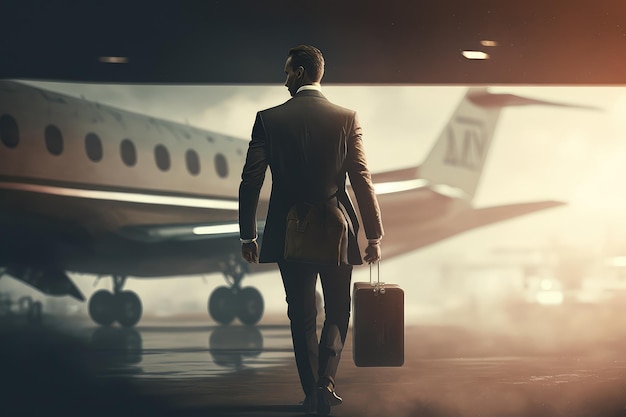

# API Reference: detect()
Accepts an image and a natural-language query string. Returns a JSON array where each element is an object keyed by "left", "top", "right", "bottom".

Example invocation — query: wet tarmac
[
  {"left": 84, "top": 321, "right": 294, "bottom": 379},
  {"left": 3, "top": 307, "right": 626, "bottom": 417}
]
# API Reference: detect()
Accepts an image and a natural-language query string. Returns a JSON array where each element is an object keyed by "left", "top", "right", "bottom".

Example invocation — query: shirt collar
[{"left": 296, "top": 83, "right": 322, "bottom": 94}]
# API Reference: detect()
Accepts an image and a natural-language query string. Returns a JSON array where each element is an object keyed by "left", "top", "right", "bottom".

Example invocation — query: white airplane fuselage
[
  {"left": 0, "top": 81, "right": 256, "bottom": 276},
  {"left": 0, "top": 81, "right": 467, "bottom": 276}
]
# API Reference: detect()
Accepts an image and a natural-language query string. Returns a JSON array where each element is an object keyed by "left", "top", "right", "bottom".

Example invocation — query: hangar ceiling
[{"left": 2, "top": 1, "right": 626, "bottom": 84}]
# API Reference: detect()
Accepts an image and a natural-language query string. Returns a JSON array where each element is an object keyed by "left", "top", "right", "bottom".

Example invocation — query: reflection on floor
[{"left": 78, "top": 319, "right": 294, "bottom": 379}]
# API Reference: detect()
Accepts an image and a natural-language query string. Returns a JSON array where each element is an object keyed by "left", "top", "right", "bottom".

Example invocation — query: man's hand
[
  {"left": 363, "top": 243, "right": 381, "bottom": 264},
  {"left": 241, "top": 241, "right": 259, "bottom": 264}
]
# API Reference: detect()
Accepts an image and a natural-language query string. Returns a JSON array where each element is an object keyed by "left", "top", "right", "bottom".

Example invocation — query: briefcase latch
[{"left": 372, "top": 282, "right": 386, "bottom": 295}]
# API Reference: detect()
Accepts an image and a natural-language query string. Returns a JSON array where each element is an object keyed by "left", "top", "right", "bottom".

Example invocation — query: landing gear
[
  {"left": 116, "top": 290, "right": 142, "bottom": 327},
  {"left": 16, "top": 295, "right": 42, "bottom": 324},
  {"left": 209, "top": 285, "right": 264, "bottom": 326},
  {"left": 88, "top": 275, "right": 142, "bottom": 327},
  {"left": 88, "top": 290, "right": 116, "bottom": 326},
  {"left": 208, "top": 255, "right": 264, "bottom": 326},
  {"left": 237, "top": 287, "right": 264, "bottom": 326},
  {"left": 209, "top": 287, "right": 236, "bottom": 325}
]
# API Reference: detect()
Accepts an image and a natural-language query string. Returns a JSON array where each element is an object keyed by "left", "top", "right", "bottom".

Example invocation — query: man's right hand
[
  {"left": 363, "top": 243, "right": 381, "bottom": 264},
  {"left": 241, "top": 241, "right": 259, "bottom": 263}
]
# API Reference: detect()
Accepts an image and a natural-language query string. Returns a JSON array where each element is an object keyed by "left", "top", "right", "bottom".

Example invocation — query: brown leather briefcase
[{"left": 284, "top": 201, "right": 347, "bottom": 265}]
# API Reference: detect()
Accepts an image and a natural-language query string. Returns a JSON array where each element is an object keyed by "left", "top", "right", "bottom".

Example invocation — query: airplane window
[
  {"left": 215, "top": 153, "right": 229, "bottom": 178},
  {"left": 0, "top": 114, "right": 19, "bottom": 148},
  {"left": 185, "top": 149, "right": 200, "bottom": 176},
  {"left": 120, "top": 139, "right": 137, "bottom": 166},
  {"left": 45, "top": 125, "right": 63, "bottom": 156},
  {"left": 154, "top": 144, "right": 170, "bottom": 171},
  {"left": 85, "top": 133, "right": 103, "bottom": 162}
]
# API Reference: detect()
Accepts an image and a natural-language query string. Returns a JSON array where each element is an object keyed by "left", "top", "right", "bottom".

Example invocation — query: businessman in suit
[{"left": 239, "top": 45, "right": 383, "bottom": 415}]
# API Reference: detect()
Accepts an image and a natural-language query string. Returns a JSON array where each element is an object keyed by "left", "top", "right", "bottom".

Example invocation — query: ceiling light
[
  {"left": 462, "top": 50, "right": 490, "bottom": 60},
  {"left": 98, "top": 56, "right": 129, "bottom": 64},
  {"left": 480, "top": 40, "right": 499, "bottom": 47}
]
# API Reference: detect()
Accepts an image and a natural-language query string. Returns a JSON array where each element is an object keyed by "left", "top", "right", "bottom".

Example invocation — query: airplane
[{"left": 0, "top": 80, "right": 596, "bottom": 327}]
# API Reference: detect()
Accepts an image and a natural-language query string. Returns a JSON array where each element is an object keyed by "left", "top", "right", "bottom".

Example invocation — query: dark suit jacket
[{"left": 238, "top": 89, "right": 383, "bottom": 265}]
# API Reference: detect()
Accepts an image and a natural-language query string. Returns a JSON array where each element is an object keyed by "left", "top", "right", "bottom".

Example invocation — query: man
[{"left": 238, "top": 45, "right": 383, "bottom": 415}]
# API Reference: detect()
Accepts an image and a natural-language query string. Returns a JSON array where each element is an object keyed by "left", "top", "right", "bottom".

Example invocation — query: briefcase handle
[{"left": 369, "top": 262, "right": 386, "bottom": 294}]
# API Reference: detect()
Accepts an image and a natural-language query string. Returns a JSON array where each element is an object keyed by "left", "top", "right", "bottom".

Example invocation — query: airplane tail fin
[{"left": 417, "top": 87, "right": 600, "bottom": 200}]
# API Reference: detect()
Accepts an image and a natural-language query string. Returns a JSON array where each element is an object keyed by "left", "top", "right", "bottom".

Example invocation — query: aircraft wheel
[
  {"left": 236, "top": 287, "right": 264, "bottom": 325},
  {"left": 208, "top": 286, "right": 236, "bottom": 325},
  {"left": 116, "top": 291, "right": 142, "bottom": 328},
  {"left": 89, "top": 290, "right": 116, "bottom": 326}
]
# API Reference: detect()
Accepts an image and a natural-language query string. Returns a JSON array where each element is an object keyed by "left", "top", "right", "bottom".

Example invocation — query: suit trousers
[{"left": 277, "top": 260, "right": 353, "bottom": 395}]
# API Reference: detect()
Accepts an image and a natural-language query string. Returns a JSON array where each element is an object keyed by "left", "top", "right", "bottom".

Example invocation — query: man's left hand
[{"left": 241, "top": 241, "right": 259, "bottom": 263}]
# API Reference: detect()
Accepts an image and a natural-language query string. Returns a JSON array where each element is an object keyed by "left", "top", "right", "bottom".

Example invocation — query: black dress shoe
[
  {"left": 316, "top": 383, "right": 342, "bottom": 415},
  {"left": 302, "top": 393, "right": 317, "bottom": 415}
]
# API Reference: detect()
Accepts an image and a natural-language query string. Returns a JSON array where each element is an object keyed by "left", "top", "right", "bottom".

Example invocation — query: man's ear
[{"left": 297, "top": 66, "right": 305, "bottom": 79}]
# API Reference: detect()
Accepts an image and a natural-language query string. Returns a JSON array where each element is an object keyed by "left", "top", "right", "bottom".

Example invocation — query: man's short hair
[{"left": 288, "top": 45, "right": 325, "bottom": 82}]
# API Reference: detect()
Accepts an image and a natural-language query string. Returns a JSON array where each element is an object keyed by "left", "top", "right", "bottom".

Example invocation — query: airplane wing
[{"left": 383, "top": 200, "right": 565, "bottom": 259}]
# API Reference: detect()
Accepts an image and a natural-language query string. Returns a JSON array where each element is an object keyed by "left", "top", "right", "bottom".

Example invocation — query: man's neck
[{"left": 296, "top": 83, "right": 322, "bottom": 94}]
